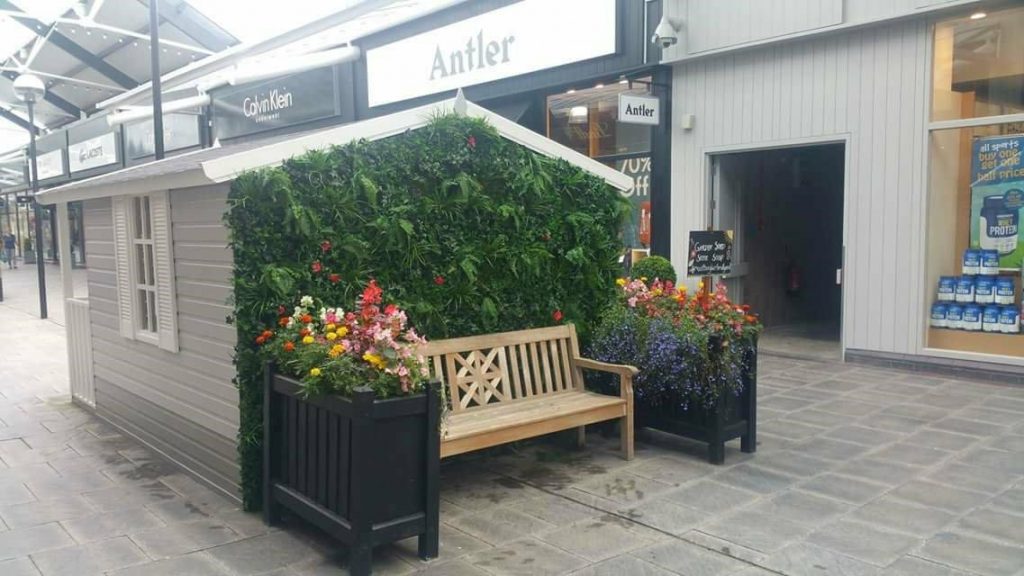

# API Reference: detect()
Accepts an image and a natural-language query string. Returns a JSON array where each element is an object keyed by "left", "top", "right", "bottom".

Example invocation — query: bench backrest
[{"left": 419, "top": 325, "right": 584, "bottom": 413}]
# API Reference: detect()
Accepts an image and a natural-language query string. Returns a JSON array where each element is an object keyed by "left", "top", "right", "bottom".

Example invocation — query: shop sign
[
  {"left": 616, "top": 156, "right": 651, "bottom": 248},
  {"left": 69, "top": 132, "right": 118, "bottom": 173},
  {"left": 971, "top": 135, "right": 1023, "bottom": 271},
  {"left": 687, "top": 230, "right": 733, "bottom": 276},
  {"left": 366, "top": 0, "right": 617, "bottom": 108},
  {"left": 618, "top": 94, "right": 659, "bottom": 126},
  {"left": 212, "top": 66, "right": 339, "bottom": 141},
  {"left": 31, "top": 149, "right": 64, "bottom": 181},
  {"left": 126, "top": 114, "right": 201, "bottom": 159}
]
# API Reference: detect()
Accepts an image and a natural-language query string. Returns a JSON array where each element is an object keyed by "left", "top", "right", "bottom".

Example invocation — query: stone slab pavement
[{"left": 1, "top": 297, "right": 1023, "bottom": 575}]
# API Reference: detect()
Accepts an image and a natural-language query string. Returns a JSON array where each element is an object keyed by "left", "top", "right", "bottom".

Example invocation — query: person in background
[{"left": 3, "top": 233, "right": 16, "bottom": 269}]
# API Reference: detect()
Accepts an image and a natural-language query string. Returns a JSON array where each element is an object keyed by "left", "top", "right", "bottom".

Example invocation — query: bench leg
[
  {"left": 348, "top": 544, "right": 372, "bottom": 576},
  {"left": 576, "top": 426, "right": 586, "bottom": 450},
  {"left": 620, "top": 415, "right": 634, "bottom": 460}
]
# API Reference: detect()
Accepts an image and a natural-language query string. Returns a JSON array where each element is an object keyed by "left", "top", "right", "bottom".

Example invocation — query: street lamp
[{"left": 13, "top": 73, "right": 48, "bottom": 319}]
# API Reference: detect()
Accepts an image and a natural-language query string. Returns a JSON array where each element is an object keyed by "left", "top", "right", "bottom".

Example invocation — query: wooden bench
[{"left": 420, "top": 325, "right": 637, "bottom": 460}]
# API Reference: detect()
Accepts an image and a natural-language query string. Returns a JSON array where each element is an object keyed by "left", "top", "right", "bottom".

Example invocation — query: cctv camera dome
[{"left": 652, "top": 15, "right": 680, "bottom": 48}]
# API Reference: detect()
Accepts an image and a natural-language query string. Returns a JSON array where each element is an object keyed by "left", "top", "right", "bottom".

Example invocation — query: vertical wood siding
[
  {"left": 67, "top": 298, "right": 95, "bottom": 407},
  {"left": 671, "top": 19, "right": 930, "bottom": 356},
  {"left": 684, "top": 0, "right": 842, "bottom": 54},
  {"left": 83, "top": 184, "right": 239, "bottom": 499}
]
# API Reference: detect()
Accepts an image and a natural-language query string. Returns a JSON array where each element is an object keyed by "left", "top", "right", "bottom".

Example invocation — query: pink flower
[
  {"left": 320, "top": 240, "right": 332, "bottom": 253},
  {"left": 467, "top": 135, "right": 477, "bottom": 150},
  {"left": 329, "top": 273, "right": 341, "bottom": 284},
  {"left": 311, "top": 260, "right": 322, "bottom": 273},
  {"left": 434, "top": 275, "right": 445, "bottom": 286},
  {"left": 552, "top": 310, "right": 564, "bottom": 322}
]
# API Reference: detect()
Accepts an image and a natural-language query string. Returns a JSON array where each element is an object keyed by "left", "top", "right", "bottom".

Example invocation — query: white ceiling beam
[{"left": 53, "top": 18, "right": 215, "bottom": 55}]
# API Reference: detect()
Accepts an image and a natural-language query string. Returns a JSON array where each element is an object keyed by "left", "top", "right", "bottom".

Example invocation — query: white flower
[
  {"left": 293, "top": 306, "right": 303, "bottom": 318},
  {"left": 300, "top": 295, "right": 314, "bottom": 308},
  {"left": 286, "top": 317, "right": 295, "bottom": 327}
]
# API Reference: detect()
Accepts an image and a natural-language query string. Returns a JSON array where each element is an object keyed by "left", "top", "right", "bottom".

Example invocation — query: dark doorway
[{"left": 712, "top": 144, "right": 845, "bottom": 361}]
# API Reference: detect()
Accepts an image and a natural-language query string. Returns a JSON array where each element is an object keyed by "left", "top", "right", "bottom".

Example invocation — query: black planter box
[
  {"left": 637, "top": 340, "right": 757, "bottom": 464},
  {"left": 263, "top": 367, "right": 441, "bottom": 575}
]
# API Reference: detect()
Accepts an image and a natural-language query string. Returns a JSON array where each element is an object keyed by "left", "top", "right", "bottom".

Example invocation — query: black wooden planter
[
  {"left": 637, "top": 339, "right": 757, "bottom": 464},
  {"left": 263, "top": 366, "right": 441, "bottom": 575}
]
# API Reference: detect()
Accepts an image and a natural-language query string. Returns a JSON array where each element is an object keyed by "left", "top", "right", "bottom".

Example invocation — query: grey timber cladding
[{"left": 83, "top": 183, "right": 240, "bottom": 500}]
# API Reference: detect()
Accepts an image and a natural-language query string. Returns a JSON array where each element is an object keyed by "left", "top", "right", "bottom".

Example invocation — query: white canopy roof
[{"left": 36, "top": 92, "right": 632, "bottom": 204}]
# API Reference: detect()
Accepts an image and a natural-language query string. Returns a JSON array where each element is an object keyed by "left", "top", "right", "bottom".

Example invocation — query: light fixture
[
  {"left": 595, "top": 83, "right": 604, "bottom": 89},
  {"left": 12, "top": 73, "right": 45, "bottom": 104},
  {"left": 619, "top": 79, "right": 629, "bottom": 85},
  {"left": 970, "top": 11, "right": 986, "bottom": 20},
  {"left": 569, "top": 106, "right": 588, "bottom": 124},
  {"left": 566, "top": 89, "right": 576, "bottom": 94}
]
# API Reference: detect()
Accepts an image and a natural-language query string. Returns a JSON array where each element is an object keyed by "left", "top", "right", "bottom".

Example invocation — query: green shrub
[
  {"left": 226, "top": 114, "right": 629, "bottom": 509},
  {"left": 631, "top": 255, "right": 676, "bottom": 284}
]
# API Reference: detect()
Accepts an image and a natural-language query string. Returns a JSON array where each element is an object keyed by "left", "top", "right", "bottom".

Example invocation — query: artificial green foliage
[
  {"left": 226, "top": 114, "right": 629, "bottom": 509},
  {"left": 631, "top": 255, "right": 676, "bottom": 284}
]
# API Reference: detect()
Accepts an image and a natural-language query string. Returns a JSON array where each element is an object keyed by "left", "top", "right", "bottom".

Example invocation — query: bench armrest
[{"left": 574, "top": 357, "right": 639, "bottom": 378}]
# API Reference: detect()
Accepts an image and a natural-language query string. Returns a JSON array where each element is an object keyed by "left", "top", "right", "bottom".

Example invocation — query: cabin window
[{"left": 112, "top": 192, "right": 179, "bottom": 353}]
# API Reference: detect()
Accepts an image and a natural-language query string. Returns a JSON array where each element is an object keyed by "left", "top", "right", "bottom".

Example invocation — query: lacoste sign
[
  {"left": 366, "top": 0, "right": 617, "bottom": 108},
  {"left": 618, "top": 94, "right": 660, "bottom": 126}
]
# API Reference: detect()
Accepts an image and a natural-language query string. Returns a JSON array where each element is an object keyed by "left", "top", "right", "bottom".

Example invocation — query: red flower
[
  {"left": 300, "top": 315, "right": 313, "bottom": 324},
  {"left": 278, "top": 317, "right": 289, "bottom": 327},
  {"left": 467, "top": 135, "right": 477, "bottom": 150},
  {"left": 283, "top": 341, "right": 295, "bottom": 352},
  {"left": 329, "top": 273, "right": 341, "bottom": 284},
  {"left": 261, "top": 330, "right": 273, "bottom": 339},
  {"left": 277, "top": 305, "right": 287, "bottom": 315},
  {"left": 311, "top": 260, "right": 322, "bottom": 273},
  {"left": 299, "top": 328, "right": 310, "bottom": 337},
  {"left": 320, "top": 240, "right": 332, "bottom": 253},
  {"left": 434, "top": 275, "right": 445, "bottom": 286},
  {"left": 255, "top": 335, "right": 266, "bottom": 345},
  {"left": 384, "top": 304, "right": 397, "bottom": 315},
  {"left": 362, "top": 279, "right": 382, "bottom": 306},
  {"left": 552, "top": 309, "right": 564, "bottom": 322}
]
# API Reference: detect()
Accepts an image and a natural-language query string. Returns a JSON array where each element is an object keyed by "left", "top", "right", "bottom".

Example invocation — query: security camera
[{"left": 651, "top": 15, "right": 681, "bottom": 49}]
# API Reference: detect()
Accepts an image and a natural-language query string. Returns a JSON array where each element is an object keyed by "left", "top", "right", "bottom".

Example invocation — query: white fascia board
[
  {"left": 34, "top": 171, "right": 213, "bottom": 205},
  {"left": 203, "top": 97, "right": 633, "bottom": 191},
  {"left": 461, "top": 101, "right": 633, "bottom": 191}
]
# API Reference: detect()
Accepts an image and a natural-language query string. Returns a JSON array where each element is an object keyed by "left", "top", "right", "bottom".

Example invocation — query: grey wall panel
[
  {"left": 83, "top": 184, "right": 240, "bottom": 498},
  {"left": 671, "top": 19, "right": 930, "bottom": 357}
]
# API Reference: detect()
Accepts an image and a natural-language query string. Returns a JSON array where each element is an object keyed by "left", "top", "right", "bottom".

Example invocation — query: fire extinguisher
[{"left": 786, "top": 259, "right": 801, "bottom": 297}]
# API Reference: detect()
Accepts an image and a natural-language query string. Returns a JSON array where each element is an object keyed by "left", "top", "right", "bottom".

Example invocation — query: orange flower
[
  {"left": 278, "top": 317, "right": 289, "bottom": 327},
  {"left": 299, "top": 328, "right": 310, "bottom": 337},
  {"left": 261, "top": 330, "right": 273, "bottom": 339},
  {"left": 300, "top": 314, "right": 313, "bottom": 324},
  {"left": 255, "top": 335, "right": 266, "bottom": 345},
  {"left": 283, "top": 341, "right": 295, "bottom": 352}
]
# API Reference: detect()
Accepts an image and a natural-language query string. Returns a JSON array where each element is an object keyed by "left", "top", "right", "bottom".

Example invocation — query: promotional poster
[{"left": 970, "top": 135, "right": 1023, "bottom": 270}]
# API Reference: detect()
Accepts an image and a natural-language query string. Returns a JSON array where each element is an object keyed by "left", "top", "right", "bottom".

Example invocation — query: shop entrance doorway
[{"left": 711, "top": 143, "right": 845, "bottom": 361}]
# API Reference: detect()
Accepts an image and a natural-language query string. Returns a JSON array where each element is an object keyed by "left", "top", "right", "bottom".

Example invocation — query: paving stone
[
  {"left": 30, "top": 536, "right": 148, "bottom": 576},
  {"left": 924, "top": 462, "right": 1018, "bottom": 494},
  {"left": 712, "top": 464, "right": 796, "bottom": 495},
  {"left": 955, "top": 507, "right": 1024, "bottom": 544},
  {"left": 432, "top": 475, "right": 546, "bottom": 512},
  {"left": 780, "top": 388, "right": 836, "bottom": 403},
  {"left": 0, "top": 557, "right": 42, "bottom": 576},
  {"left": 106, "top": 552, "right": 232, "bottom": 576},
  {"left": 761, "top": 396, "right": 817, "bottom": 412},
  {"left": 786, "top": 409, "right": 845, "bottom": 428},
  {"left": 465, "top": 537, "right": 587, "bottom": 576},
  {"left": 145, "top": 497, "right": 213, "bottom": 524},
  {"left": 902, "top": 429, "right": 979, "bottom": 452},
  {"left": 917, "top": 532, "right": 1024, "bottom": 576},
  {"left": 981, "top": 396, "right": 1024, "bottom": 413},
  {"left": 877, "top": 403, "right": 951, "bottom": 422},
  {"left": 406, "top": 559, "right": 490, "bottom": 576},
  {"left": 861, "top": 413, "right": 929, "bottom": 434},
  {"left": 882, "top": 556, "right": 973, "bottom": 576},
  {"left": 634, "top": 539, "right": 747, "bottom": 575},
  {"left": 815, "top": 399, "right": 884, "bottom": 418},
  {"left": 663, "top": 481, "right": 759, "bottom": 513},
  {"left": 209, "top": 507, "right": 270, "bottom": 538},
  {"left": 128, "top": 518, "right": 241, "bottom": 558},
  {"left": 753, "top": 451, "right": 833, "bottom": 478},
  {"left": 955, "top": 407, "right": 1021, "bottom": 427},
  {"left": 394, "top": 524, "right": 489, "bottom": 564},
  {"left": 792, "top": 438, "right": 871, "bottom": 461},
  {"left": 81, "top": 481, "right": 179, "bottom": 512},
  {"left": 570, "top": 555, "right": 676, "bottom": 576},
  {"left": 824, "top": 425, "right": 903, "bottom": 447},
  {"left": 447, "top": 507, "right": 556, "bottom": 546},
  {"left": 834, "top": 458, "right": 920, "bottom": 486},
  {"left": 572, "top": 471, "right": 674, "bottom": 505},
  {"left": 799, "top": 474, "right": 889, "bottom": 505},
  {"left": 745, "top": 490, "right": 851, "bottom": 526},
  {"left": 929, "top": 418, "right": 1006, "bottom": 438},
  {"left": 808, "top": 520, "right": 920, "bottom": 567},
  {"left": 0, "top": 496, "right": 95, "bottom": 529},
  {"left": 59, "top": 507, "right": 165, "bottom": 544},
  {"left": 681, "top": 530, "right": 766, "bottom": 565},
  {"left": 618, "top": 499, "right": 703, "bottom": 535},
  {"left": 0, "top": 479, "right": 37, "bottom": 508},
  {"left": 956, "top": 447, "right": 1024, "bottom": 475},
  {"left": 701, "top": 511, "right": 810, "bottom": 553},
  {"left": 916, "top": 392, "right": 980, "bottom": 410},
  {"left": 503, "top": 493, "right": 598, "bottom": 527},
  {"left": 849, "top": 495, "right": 955, "bottom": 536},
  {"left": 0, "top": 523, "right": 74, "bottom": 561},
  {"left": 888, "top": 481, "right": 989, "bottom": 514},
  {"left": 758, "top": 420, "right": 827, "bottom": 441},
  {"left": 762, "top": 542, "right": 880, "bottom": 576},
  {"left": 988, "top": 486, "right": 1024, "bottom": 516},
  {"left": 628, "top": 456, "right": 712, "bottom": 485},
  {"left": 543, "top": 515, "right": 656, "bottom": 562},
  {"left": 205, "top": 530, "right": 324, "bottom": 575},
  {"left": 869, "top": 442, "right": 950, "bottom": 467}
]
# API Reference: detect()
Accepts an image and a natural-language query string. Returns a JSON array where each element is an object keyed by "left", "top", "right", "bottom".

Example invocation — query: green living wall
[{"left": 226, "top": 114, "right": 629, "bottom": 508}]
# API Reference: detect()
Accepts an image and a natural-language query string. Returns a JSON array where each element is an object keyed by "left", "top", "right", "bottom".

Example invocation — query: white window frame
[{"left": 112, "top": 191, "right": 179, "bottom": 353}]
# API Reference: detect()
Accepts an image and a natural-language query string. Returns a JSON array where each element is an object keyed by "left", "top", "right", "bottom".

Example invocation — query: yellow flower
[
  {"left": 615, "top": 278, "right": 627, "bottom": 287},
  {"left": 326, "top": 332, "right": 338, "bottom": 341},
  {"left": 329, "top": 344, "right": 345, "bottom": 358},
  {"left": 363, "top": 352, "right": 385, "bottom": 369},
  {"left": 697, "top": 281, "right": 705, "bottom": 290},
  {"left": 309, "top": 368, "right": 321, "bottom": 377},
  {"left": 640, "top": 277, "right": 648, "bottom": 282},
  {"left": 302, "top": 335, "right": 314, "bottom": 345},
  {"left": 336, "top": 326, "right": 349, "bottom": 337},
  {"left": 325, "top": 323, "right": 336, "bottom": 332},
  {"left": 652, "top": 288, "right": 663, "bottom": 296}
]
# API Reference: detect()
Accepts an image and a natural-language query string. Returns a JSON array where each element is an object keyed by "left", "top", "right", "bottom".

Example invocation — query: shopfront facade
[{"left": 661, "top": 0, "right": 1023, "bottom": 371}]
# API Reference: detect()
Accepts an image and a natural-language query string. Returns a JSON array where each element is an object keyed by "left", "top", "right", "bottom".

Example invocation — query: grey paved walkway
[{"left": 1, "top": 298, "right": 1023, "bottom": 575}]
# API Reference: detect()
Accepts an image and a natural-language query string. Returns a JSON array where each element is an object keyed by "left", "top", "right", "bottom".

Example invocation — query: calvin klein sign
[
  {"left": 366, "top": 0, "right": 617, "bottom": 108},
  {"left": 212, "top": 66, "right": 339, "bottom": 140}
]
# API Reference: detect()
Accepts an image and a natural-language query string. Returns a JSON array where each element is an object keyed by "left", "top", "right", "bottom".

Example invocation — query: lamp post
[{"left": 13, "top": 73, "right": 47, "bottom": 319}]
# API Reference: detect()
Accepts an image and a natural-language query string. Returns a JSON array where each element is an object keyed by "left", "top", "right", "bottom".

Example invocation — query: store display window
[
  {"left": 546, "top": 80, "right": 654, "bottom": 256},
  {"left": 926, "top": 7, "right": 1024, "bottom": 357}
]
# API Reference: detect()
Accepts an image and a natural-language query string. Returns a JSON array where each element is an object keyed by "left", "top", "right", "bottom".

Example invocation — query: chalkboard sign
[{"left": 687, "top": 230, "right": 733, "bottom": 276}]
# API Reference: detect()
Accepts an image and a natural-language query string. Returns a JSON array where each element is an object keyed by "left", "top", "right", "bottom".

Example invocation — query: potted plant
[
  {"left": 258, "top": 281, "right": 440, "bottom": 575},
  {"left": 590, "top": 279, "right": 761, "bottom": 463}
]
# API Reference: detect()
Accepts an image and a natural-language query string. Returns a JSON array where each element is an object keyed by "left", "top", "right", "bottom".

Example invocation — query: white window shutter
[
  {"left": 150, "top": 191, "right": 179, "bottom": 353},
  {"left": 111, "top": 196, "right": 135, "bottom": 339}
]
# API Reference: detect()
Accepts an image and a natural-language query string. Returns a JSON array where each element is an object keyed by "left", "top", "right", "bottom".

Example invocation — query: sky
[{"left": 188, "top": 0, "right": 364, "bottom": 44}]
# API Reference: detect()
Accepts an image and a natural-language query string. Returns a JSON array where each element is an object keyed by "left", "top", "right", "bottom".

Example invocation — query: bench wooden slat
[
  {"left": 559, "top": 338, "right": 574, "bottom": 390},
  {"left": 508, "top": 345, "right": 524, "bottom": 400},
  {"left": 444, "top": 391, "right": 625, "bottom": 439}
]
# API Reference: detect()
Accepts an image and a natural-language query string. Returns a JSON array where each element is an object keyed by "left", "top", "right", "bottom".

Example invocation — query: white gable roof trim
[{"left": 37, "top": 93, "right": 632, "bottom": 204}]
